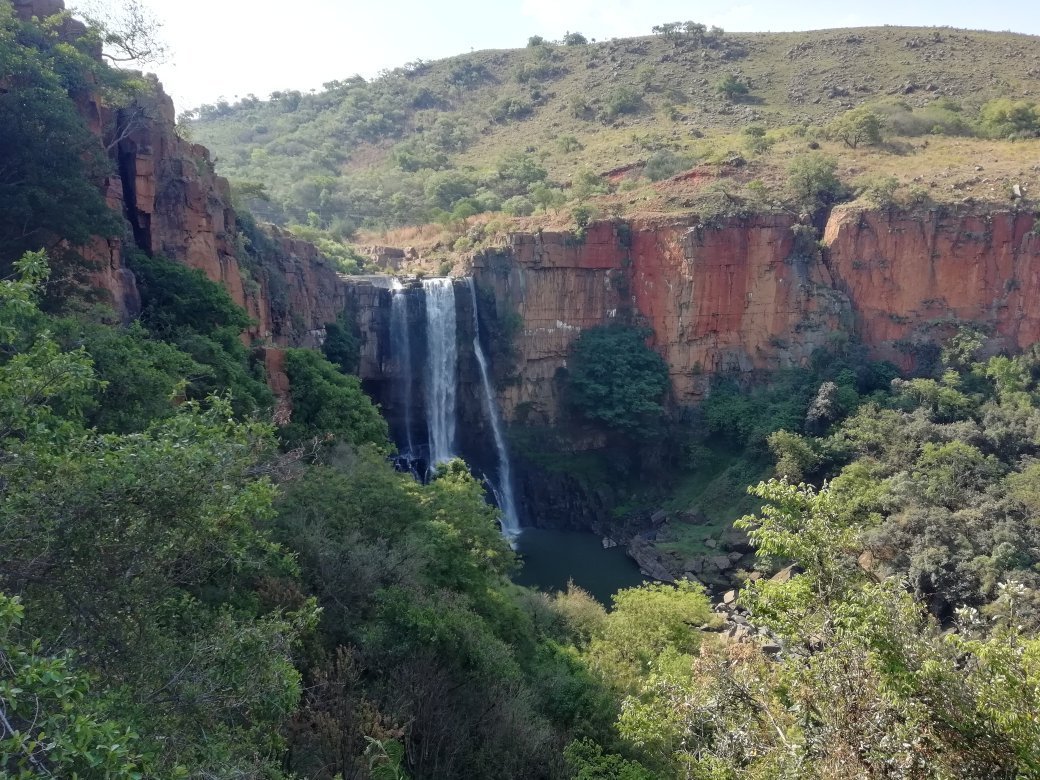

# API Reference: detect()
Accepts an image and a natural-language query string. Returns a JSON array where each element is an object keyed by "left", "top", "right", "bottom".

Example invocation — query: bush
[
  {"left": 715, "top": 74, "right": 749, "bottom": 99},
  {"left": 489, "top": 94, "right": 534, "bottom": 123},
  {"left": 282, "top": 348, "right": 389, "bottom": 448},
  {"left": 601, "top": 87, "right": 642, "bottom": 120},
  {"left": 527, "top": 35, "right": 546, "bottom": 47},
  {"left": 502, "top": 195, "right": 535, "bottom": 216},
  {"left": 786, "top": 154, "right": 846, "bottom": 212},
  {"left": 979, "top": 98, "right": 1040, "bottom": 139},
  {"left": 323, "top": 312, "right": 360, "bottom": 374},
  {"left": 558, "top": 134, "right": 583, "bottom": 153},
  {"left": 644, "top": 149, "right": 691, "bottom": 181},
  {"left": 567, "top": 324, "right": 671, "bottom": 436},
  {"left": 856, "top": 174, "right": 900, "bottom": 206},
  {"left": 563, "top": 31, "right": 588, "bottom": 45},
  {"left": 828, "top": 106, "right": 885, "bottom": 148},
  {"left": 128, "top": 251, "right": 252, "bottom": 339}
]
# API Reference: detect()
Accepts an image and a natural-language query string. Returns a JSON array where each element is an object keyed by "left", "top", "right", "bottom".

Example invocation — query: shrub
[
  {"left": 282, "top": 348, "right": 388, "bottom": 448},
  {"left": 786, "top": 154, "right": 846, "bottom": 212},
  {"left": 566, "top": 324, "right": 671, "bottom": 435},
  {"left": 563, "top": 31, "right": 588, "bottom": 45},
  {"left": 979, "top": 98, "right": 1040, "bottom": 139},
  {"left": 489, "top": 94, "right": 534, "bottom": 123},
  {"left": 527, "top": 35, "right": 546, "bottom": 47},
  {"left": 558, "top": 134, "right": 583, "bottom": 153},
  {"left": 503, "top": 195, "right": 535, "bottom": 216},
  {"left": 601, "top": 87, "right": 642, "bottom": 120},
  {"left": 828, "top": 106, "right": 885, "bottom": 148},
  {"left": 856, "top": 174, "right": 900, "bottom": 206},
  {"left": 715, "top": 74, "right": 749, "bottom": 99},
  {"left": 127, "top": 251, "right": 251, "bottom": 339},
  {"left": 644, "top": 149, "right": 691, "bottom": 181}
]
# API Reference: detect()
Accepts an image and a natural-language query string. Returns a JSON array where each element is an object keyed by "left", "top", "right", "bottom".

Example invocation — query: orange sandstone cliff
[
  {"left": 467, "top": 207, "right": 1039, "bottom": 425},
  {"left": 14, "top": 0, "right": 346, "bottom": 349}
]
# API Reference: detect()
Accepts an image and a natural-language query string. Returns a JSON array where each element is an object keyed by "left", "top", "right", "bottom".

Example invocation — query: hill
[{"left": 188, "top": 24, "right": 1040, "bottom": 263}]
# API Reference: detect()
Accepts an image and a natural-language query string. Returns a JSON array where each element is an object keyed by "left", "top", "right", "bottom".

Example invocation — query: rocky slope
[{"left": 15, "top": 0, "right": 346, "bottom": 350}]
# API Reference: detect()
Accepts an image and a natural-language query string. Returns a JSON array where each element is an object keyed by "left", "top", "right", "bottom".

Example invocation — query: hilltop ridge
[{"left": 189, "top": 23, "right": 1040, "bottom": 263}]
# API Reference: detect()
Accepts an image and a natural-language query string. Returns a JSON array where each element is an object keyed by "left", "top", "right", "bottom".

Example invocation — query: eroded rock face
[
  {"left": 17, "top": 0, "right": 346, "bottom": 348},
  {"left": 472, "top": 216, "right": 851, "bottom": 423},
  {"left": 461, "top": 207, "right": 1040, "bottom": 426},
  {"left": 824, "top": 206, "right": 1040, "bottom": 368},
  {"left": 111, "top": 88, "right": 346, "bottom": 346}
]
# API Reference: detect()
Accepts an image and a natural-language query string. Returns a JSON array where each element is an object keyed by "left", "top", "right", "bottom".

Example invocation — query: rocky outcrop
[
  {"left": 823, "top": 206, "right": 1040, "bottom": 368},
  {"left": 473, "top": 216, "right": 851, "bottom": 423},
  {"left": 16, "top": 0, "right": 346, "bottom": 348},
  {"left": 467, "top": 207, "right": 1039, "bottom": 425}
]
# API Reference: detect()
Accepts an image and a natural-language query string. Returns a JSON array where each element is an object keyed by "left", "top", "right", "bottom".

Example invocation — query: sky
[{"left": 80, "top": 0, "right": 1040, "bottom": 114}]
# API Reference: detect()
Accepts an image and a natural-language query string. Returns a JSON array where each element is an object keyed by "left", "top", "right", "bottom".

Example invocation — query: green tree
[
  {"left": 567, "top": 325, "right": 670, "bottom": 435},
  {"left": 282, "top": 347, "right": 389, "bottom": 448},
  {"left": 0, "top": 6, "right": 119, "bottom": 266},
  {"left": 786, "top": 153, "right": 845, "bottom": 211},
  {"left": 323, "top": 311, "right": 361, "bottom": 374},
  {"left": 828, "top": 105, "right": 885, "bottom": 148}
]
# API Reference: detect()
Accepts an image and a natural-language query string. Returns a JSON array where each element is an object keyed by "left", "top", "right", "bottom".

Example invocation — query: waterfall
[
  {"left": 389, "top": 280, "right": 414, "bottom": 455},
  {"left": 423, "top": 278, "right": 458, "bottom": 466},
  {"left": 468, "top": 278, "right": 522, "bottom": 539}
]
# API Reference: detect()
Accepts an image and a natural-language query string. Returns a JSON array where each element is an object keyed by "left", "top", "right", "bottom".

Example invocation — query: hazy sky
[{"left": 80, "top": 0, "right": 1040, "bottom": 114}]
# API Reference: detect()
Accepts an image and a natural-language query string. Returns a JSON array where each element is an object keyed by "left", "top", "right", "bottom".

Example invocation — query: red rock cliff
[
  {"left": 15, "top": 0, "right": 345, "bottom": 348},
  {"left": 472, "top": 206, "right": 1039, "bottom": 425},
  {"left": 824, "top": 206, "right": 1040, "bottom": 369},
  {"left": 473, "top": 216, "right": 850, "bottom": 423}
]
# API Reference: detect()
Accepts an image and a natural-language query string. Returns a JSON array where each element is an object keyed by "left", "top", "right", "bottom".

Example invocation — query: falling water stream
[
  {"left": 389, "top": 280, "right": 414, "bottom": 455},
  {"left": 467, "top": 278, "right": 521, "bottom": 539},
  {"left": 422, "top": 278, "right": 458, "bottom": 466}
]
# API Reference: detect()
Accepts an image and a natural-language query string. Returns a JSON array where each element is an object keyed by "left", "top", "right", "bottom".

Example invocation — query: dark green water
[{"left": 513, "top": 528, "right": 647, "bottom": 605}]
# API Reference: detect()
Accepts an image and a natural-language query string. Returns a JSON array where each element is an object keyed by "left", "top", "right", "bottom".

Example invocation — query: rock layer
[
  {"left": 462, "top": 207, "right": 1040, "bottom": 425},
  {"left": 824, "top": 206, "right": 1040, "bottom": 368},
  {"left": 472, "top": 216, "right": 851, "bottom": 423},
  {"left": 16, "top": 0, "right": 346, "bottom": 348}
]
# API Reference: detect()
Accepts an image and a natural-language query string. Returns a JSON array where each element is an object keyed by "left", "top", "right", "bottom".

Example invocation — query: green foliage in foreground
[
  {"left": 566, "top": 324, "right": 671, "bottom": 436},
  {"left": 6, "top": 247, "right": 1040, "bottom": 778},
  {"left": 0, "top": 4, "right": 121, "bottom": 267}
]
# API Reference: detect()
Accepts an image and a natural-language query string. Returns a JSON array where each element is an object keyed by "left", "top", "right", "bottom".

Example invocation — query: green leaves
[
  {"left": 0, "top": 593, "right": 149, "bottom": 778},
  {"left": 567, "top": 325, "right": 671, "bottom": 437},
  {"left": 0, "top": 8, "right": 119, "bottom": 265},
  {"left": 281, "top": 347, "right": 389, "bottom": 449}
]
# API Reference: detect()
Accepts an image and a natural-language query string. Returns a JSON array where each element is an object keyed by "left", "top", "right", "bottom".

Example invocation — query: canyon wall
[
  {"left": 824, "top": 206, "right": 1040, "bottom": 368},
  {"left": 462, "top": 207, "right": 1039, "bottom": 425},
  {"left": 470, "top": 216, "right": 852, "bottom": 424},
  {"left": 15, "top": 0, "right": 346, "bottom": 348}
]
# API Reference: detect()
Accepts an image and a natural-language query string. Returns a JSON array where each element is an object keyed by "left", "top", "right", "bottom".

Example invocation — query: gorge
[{"left": 8, "top": 1, "right": 1040, "bottom": 774}]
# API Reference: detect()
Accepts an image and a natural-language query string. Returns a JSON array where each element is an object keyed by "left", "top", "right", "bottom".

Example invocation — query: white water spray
[
  {"left": 389, "top": 280, "right": 415, "bottom": 455},
  {"left": 422, "top": 278, "right": 458, "bottom": 466},
  {"left": 468, "top": 278, "right": 521, "bottom": 539}
]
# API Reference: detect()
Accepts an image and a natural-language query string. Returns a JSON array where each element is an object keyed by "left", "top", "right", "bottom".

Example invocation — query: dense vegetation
[
  {"left": 187, "top": 23, "right": 1040, "bottom": 270},
  {"left": 5, "top": 3, "right": 1040, "bottom": 777},
  {"left": 566, "top": 324, "right": 670, "bottom": 436}
]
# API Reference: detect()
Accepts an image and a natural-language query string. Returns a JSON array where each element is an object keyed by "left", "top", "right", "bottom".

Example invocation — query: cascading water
[
  {"left": 422, "top": 277, "right": 458, "bottom": 466},
  {"left": 468, "top": 278, "right": 522, "bottom": 539},
  {"left": 389, "top": 280, "right": 415, "bottom": 455}
]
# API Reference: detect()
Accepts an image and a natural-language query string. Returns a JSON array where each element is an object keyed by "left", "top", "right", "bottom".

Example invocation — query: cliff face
[
  {"left": 16, "top": 0, "right": 345, "bottom": 348},
  {"left": 824, "top": 207, "right": 1040, "bottom": 368},
  {"left": 472, "top": 216, "right": 851, "bottom": 423},
  {"left": 466, "top": 207, "right": 1038, "bottom": 425},
  {"left": 110, "top": 88, "right": 347, "bottom": 347}
]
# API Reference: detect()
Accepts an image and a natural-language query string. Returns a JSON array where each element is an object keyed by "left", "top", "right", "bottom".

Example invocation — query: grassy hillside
[{"left": 188, "top": 25, "right": 1040, "bottom": 265}]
